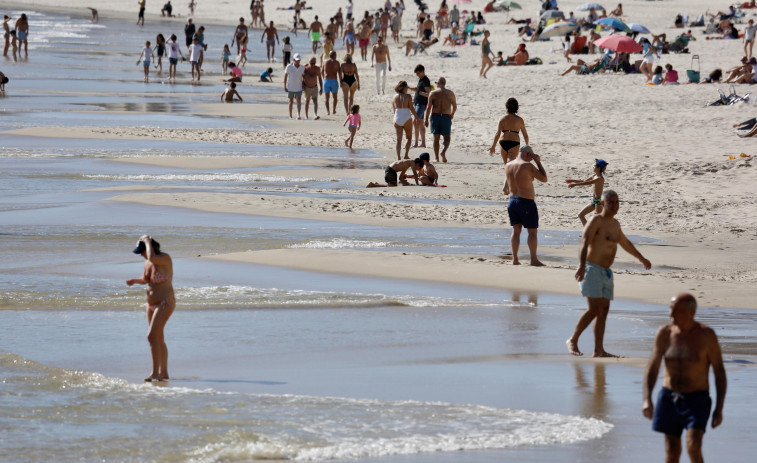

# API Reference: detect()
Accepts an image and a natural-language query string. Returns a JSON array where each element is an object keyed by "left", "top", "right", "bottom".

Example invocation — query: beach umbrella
[
  {"left": 495, "top": 0, "right": 522, "bottom": 9},
  {"left": 576, "top": 3, "right": 604, "bottom": 11},
  {"left": 592, "top": 34, "right": 642, "bottom": 53},
  {"left": 540, "top": 21, "right": 578, "bottom": 38},
  {"left": 627, "top": 23, "right": 650, "bottom": 34},
  {"left": 540, "top": 10, "right": 565, "bottom": 19},
  {"left": 596, "top": 17, "right": 630, "bottom": 32}
]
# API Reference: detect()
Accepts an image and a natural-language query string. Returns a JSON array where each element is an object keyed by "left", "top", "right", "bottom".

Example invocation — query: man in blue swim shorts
[
  {"left": 643, "top": 293, "right": 727, "bottom": 463},
  {"left": 504, "top": 145, "right": 547, "bottom": 266},
  {"left": 567, "top": 190, "right": 651, "bottom": 357},
  {"left": 424, "top": 76, "right": 456, "bottom": 163}
]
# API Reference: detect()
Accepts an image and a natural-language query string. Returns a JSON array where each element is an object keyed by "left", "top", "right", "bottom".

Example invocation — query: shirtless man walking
[
  {"left": 322, "top": 50, "right": 341, "bottom": 115},
  {"left": 358, "top": 20, "right": 373, "bottom": 61},
  {"left": 303, "top": 56, "right": 323, "bottom": 120},
  {"left": 567, "top": 190, "right": 652, "bottom": 357},
  {"left": 261, "top": 21, "right": 279, "bottom": 63},
  {"left": 371, "top": 36, "right": 392, "bottom": 94},
  {"left": 643, "top": 293, "right": 727, "bottom": 463},
  {"left": 424, "top": 76, "right": 456, "bottom": 162},
  {"left": 308, "top": 16, "right": 324, "bottom": 54},
  {"left": 504, "top": 145, "right": 547, "bottom": 266}
]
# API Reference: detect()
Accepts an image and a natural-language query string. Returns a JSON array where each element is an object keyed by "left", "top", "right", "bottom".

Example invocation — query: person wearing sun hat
[{"left": 284, "top": 53, "right": 305, "bottom": 119}]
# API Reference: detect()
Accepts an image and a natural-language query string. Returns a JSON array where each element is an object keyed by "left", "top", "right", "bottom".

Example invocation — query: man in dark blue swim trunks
[
  {"left": 504, "top": 145, "right": 547, "bottom": 266},
  {"left": 643, "top": 293, "right": 727, "bottom": 463}
]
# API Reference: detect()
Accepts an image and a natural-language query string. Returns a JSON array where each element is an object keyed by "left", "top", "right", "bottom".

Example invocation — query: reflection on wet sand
[{"left": 574, "top": 362, "right": 608, "bottom": 419}]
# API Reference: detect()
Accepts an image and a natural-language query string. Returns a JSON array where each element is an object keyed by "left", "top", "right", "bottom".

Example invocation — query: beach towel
[{"left": 438, "top": 51, "right": 458, "bottom": 58}]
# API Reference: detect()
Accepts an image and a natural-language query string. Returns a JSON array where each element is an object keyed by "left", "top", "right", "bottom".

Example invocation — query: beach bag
[
  {"left": 525, "top": 57, "right": 543, "bottom": 65},
  {"left": 687, "top": 55, "right": 700, "bottom": 83}
]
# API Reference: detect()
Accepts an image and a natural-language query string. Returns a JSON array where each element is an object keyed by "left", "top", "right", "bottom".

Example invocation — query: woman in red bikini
[{"left": 127, "top": 235, "right": 175, "bottom": 382}]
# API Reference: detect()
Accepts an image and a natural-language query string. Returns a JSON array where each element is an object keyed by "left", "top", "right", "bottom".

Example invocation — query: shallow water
[{"left": 1, "top": 7, "right": 756, "bottom": 463}]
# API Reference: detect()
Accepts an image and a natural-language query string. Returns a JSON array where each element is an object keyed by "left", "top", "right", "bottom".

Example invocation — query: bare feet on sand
[
  {"left": 593, "top": 351, "right": 622, "bottom": 358},
  {"left": 566, "top": 339, "right": 582, "bottom": 356},
  {"left": 530, "top": 260, "right": 545, "bottom": 267}
]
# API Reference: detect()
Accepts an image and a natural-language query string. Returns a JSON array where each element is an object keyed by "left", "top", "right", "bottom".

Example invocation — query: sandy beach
[{"left": 1, "top": 0, "right": 757, "bottom": 461}]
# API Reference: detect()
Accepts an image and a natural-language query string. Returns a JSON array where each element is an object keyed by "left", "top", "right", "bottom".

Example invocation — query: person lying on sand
[
  {"left": 367, "top": 158, "right": 423, "bottom": 187},
  {"left": 399, "top": 37, "right": 438, "bottom": 56}
]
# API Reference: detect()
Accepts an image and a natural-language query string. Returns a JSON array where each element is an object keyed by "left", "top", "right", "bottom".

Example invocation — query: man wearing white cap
[{"left": 284, "top": 53, "right": 305, "bottom": 119}]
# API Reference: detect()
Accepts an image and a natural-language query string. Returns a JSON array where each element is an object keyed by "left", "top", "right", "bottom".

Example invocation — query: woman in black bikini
[
  {"left": 489, "top": 98, "right": 529, "bottom": 194},
  {"left": 340, "top": 54, "right": 360, "bottom": 114},
  {"left": 489, "top": 97, "right": 529, "bottom": 163}
]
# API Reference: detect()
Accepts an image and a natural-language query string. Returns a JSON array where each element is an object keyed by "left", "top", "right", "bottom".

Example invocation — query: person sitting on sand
[
  {"left": 736, "top": 57, "right": 757, "bottom": 83},
  {"left": 225, "top": 62, "right": 243, "bottom": 82},
  {"left": 505, "top": 43, "right": 528, "bottom": 66},
  {"left": 609, "top": 3, "right": 622, "bottom": 17},
  {"left": 725, "top": 56, "right": 751, "bottom": 82},
  {"left": 221, "top": 82, "right": 243, "bottom": 102},
  {"left": 663, "top": 64, "right": 679, "bottom": 85},
  {"left": 651, "top": 65, "right": 664, "bottom": 85},
  {"left": 260, "top": 67, "right": 274, "bottom": 82},
  {"left": 400, "top": 37, "right": 439, "bottom": 56},
  {"left": 494, "top": 51, "right": 505, "bottom": 66},
  {"left": 367, "top": 158, "right": 423, "bottom": 187},
  {"left": 701, "top": 68, "right": 723, "bottom": 83},
  {"left": 566, "top": 159, "right": 607, "bottom": 225},
  {"left": 442, "top": 23, "right": 459, "bottom": 46},
  {"left": 418, "top": 152, "right": 438, "bottom": 186}
]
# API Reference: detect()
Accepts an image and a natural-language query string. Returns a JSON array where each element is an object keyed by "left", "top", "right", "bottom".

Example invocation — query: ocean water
[{"left": 2, "top": 8, "right": 757, "bottom": 463}]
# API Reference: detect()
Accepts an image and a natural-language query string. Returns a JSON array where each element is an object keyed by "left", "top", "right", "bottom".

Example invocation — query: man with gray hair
[
  {"left": 642, "top": 293, "right": 727, "bottom": 463},
  {"left": 567, "top": 189, "right": 652, "bottom": 357}
]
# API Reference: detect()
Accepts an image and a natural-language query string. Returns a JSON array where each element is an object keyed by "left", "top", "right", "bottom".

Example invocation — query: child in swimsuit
[
  {"left": 565, "top": 159, "right": 608, "bottom": 225},
  {"left": 343, "top": 104, "right": 361, "bottom": 148},
  {"left": 238, "top": 35, "right": 249, "bottom": 67},
  {"left": 222, "top": 44, "right": 231, "bottom": 74}
]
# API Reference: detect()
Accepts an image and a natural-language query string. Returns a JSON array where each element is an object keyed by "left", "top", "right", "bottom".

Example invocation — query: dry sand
[{"left": 8, "top": 0, "right": 757, "bottom": 308}]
